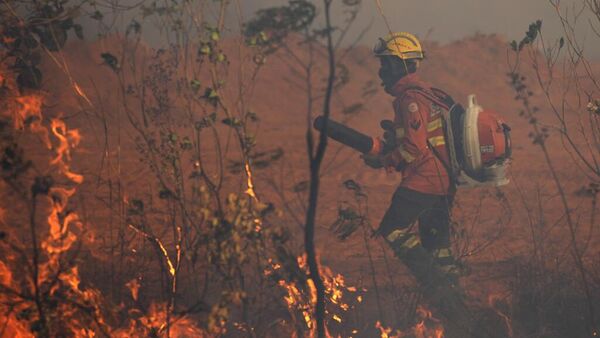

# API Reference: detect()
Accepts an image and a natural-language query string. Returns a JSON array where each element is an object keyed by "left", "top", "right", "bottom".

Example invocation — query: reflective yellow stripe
[
  {"left": 427, "top": 118, "right": 443, "bottom": 132},
  {"left": 385, "top": 229, "right": 408, "bottom": 242},
  {"left": 402, "top": 235, "right": 421, "bottom": 249},
  {"left": 434, "top": 248, "right": 451, "bottom": 258},
  {"left": 395, "top": 127, "right": 405, "bottom": 138},
  {"left": 428, "top": 136, "right": 445, "bottom": 147},
  {"left": 439, "top": 264, "right": 459, "bottom": 273},
  {"left": 398, "top": 147, "right": 415, "bottom": 163}
]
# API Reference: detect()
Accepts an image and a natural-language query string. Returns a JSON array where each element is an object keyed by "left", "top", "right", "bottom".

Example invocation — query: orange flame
[
  {"left": 50, "top": 118, "right": 83, "bottom": 184},
  {"left": 0, "top": 68, "right": 109, "bottom": 336},
  {"left": 126, "top": 278, "right": 141, "bottom": 301},
  {"left": 113, "top": 303, "right": 208, "bottom": 337},
  {"left": 268, "top": 255, "right": 360, "bottom": 337},
  {"left": 488, "top": 293, "right": 513, "bottom": 337},
  {"left": 376, "top": 305, "right": 444, "bottom": 338},
  {"left": 376, "top": 320, "right": 397, "bottom": 338},
  {"left": 244, "top": 162, "right": 258, "bottom": 200},
  {"left": 0, "top": 260, "right": 13, "bottom": 288},
  {"left": 414, "top": 305, "right": 444, "bottom": 338},
  {"left": 14, "top": 95, "right": 51, "bottom": 148},
  {"left": 128, "top": 224, "right": 176, "bottom": 278}
]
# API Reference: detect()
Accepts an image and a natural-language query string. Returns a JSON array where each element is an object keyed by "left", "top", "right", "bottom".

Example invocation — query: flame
[
  {"left": 414, "top": 305, "right": 444, "bottom": 338},
  {"left": 14, "top": 95, "right": 51, "bottom": 148},
  {"left": 375, "top": 305, "right": 444, "bottom": 338},
  {"left": 488, "top": 293, "right": 513, "bottom": 337},
  {"left": 50, "top": 118, "right": 83, "bottom": 184},
  {"left": 0, "top": 260, "right": 13, "bottom": 287},
  {"left": 0, "top": 68, "right": 110, "bottom": 336},
  {"left": 376, "top": 321, "right": 396, "bottom": 338},
  {"left": 126, "top": 278, "right": 141, "bottom": 301},
  {"left": 113, "top": 303, "right": 208, "bottom": 337},
  {"left": 42, "top": 187, "right": 78, "bottom": 254},
  {"left": 128, "top": 224, "right": 176, "bottom": 278},
  {"left": 73, "top": 81, "right": 93, "bottom": 106},
  {"left": 268, "top": 255, "right": 360, "bottom": 337},
  {"left": 244, "top": 162, "right": 258, "bottom": 200}
]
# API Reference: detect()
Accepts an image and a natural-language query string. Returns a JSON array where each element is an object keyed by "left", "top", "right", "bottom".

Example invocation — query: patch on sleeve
[
  {"left": 407, "top": 102, "right": 419, "bottom": 113},
  {"left": 430, "top": 103, "right": 443, "bottom": 117}
]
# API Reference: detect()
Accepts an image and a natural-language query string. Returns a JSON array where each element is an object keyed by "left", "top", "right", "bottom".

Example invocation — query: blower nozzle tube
[{"left": 313, "top": 116, "right": 378, "bottom": 154}]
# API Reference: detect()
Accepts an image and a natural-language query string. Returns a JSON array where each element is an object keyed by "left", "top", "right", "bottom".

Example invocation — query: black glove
[
  {"left": 380, "top": 119, "right": 396, "bottom": 147},
  {"left": 362, "top": 153, "right": 383, "bottom": 169}
]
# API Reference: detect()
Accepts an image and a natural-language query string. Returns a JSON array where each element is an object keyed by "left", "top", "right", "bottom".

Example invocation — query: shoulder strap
[
  {"left": 427, "top": 139, "right": 458, "bottom": 189},
  {"left": 401, "top": 86, "right": 452, "bottom": 110}
]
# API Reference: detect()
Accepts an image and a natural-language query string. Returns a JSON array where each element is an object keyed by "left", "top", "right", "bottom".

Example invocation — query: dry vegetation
[{"left": 1, "top": 0, "right": 600, "bottom": 337}]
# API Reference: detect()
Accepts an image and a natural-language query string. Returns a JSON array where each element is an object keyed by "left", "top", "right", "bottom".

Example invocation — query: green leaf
[
  {"left": 202, "top": 88, "right": 220, "bottom": 107},
  {"left": 343, "top": 179, "right": 361, "bottom": 192},
  {"left": 244, "top": 135, "right": 256, "bottom": 148},
  {"left": 180, "top": 136, "right": 193, "bottom": 150},
  {"left": 128, "top": 199, "right": 144, "bottom": 215},
  {"left": 100, "top": 52, "right": 119, "bottom": 72},
  {"left": 193, "top": 112, "right": 216, "bottom": 130},
  {"left": 127, "top": 20, "right": 141, "bottom": 35},
  {"left": 270, "top": 148, "right": 284, "bottom": 160},
  {"left": 190, "top": 79, "right": 201, "bottom": 91},
  {"left": 91, "top": 10, "right": 103, "bottom": 20},
  {"left": 73, "top": 24, "right": 84, "bottom": 40},
  {"left": 131, "top": 199, "right": 144, "bottom": 211},
  {"left": 61, "top": 18, "right": 74, "bottom": 30},
  {"left": 205, "top": 88, "right": 218, "bottom": 98},
  {"left": 246, "top": 111, "right": 259, "bottom": 122},
  {"left": 259, "top": 31, "right": 268, "bottom": 42},
  {"left": 159, "top": 188, "right": 173, "bottom": 199},
  {"left": 222, "top": 117, "right": 242, "bottom": 127},
  {"left": 199, "top": 44, "right": 211, "bottom": 55}
]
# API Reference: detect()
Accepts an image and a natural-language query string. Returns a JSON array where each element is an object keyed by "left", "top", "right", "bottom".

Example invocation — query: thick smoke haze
[
  {"left": 242, "top": 0, "right": 599, "bottom": 59},
  {"left": 74, "top": 0, "right": 599, "bottom": 59}
]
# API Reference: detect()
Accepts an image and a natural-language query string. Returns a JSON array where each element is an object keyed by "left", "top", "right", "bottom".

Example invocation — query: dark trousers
[{"left": 378, "top": 186, "right": 454, "bottom": 251}]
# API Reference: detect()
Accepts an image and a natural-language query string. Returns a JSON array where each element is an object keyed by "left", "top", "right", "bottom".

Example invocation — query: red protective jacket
[{"left": 383, "top": 73, "right": 452, "bottom": 196}]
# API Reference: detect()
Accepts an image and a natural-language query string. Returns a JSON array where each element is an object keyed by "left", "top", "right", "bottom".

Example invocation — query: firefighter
[{"left": 365, "top": 32, "right": 461, "bottom": 283}]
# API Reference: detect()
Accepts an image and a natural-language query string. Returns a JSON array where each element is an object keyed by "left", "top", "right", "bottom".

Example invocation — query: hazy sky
[{"left": 241, "top": 0, "right": 599, "bottom": 58}]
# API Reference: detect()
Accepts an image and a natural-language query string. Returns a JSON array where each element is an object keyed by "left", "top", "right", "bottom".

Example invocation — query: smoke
[
  {"left": 243, "top": 0, "right": 598, "bottom": 58},
  {"left": 74, "top": 0, "right": 599, "bottom": 58}
]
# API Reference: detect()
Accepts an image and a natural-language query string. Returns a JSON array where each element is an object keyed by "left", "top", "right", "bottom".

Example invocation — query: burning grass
[
  {"left": 0, "top": 67, "right": 210, "bottom": 337},
  {"left": 0, "top": 64, "right": 402, "bottom": 337},
  {"left": 375, "top": 305, "right": 444, "bottom": 338},
  {"left": 0, "top": 67, "right": 108, "bottom": 336}
]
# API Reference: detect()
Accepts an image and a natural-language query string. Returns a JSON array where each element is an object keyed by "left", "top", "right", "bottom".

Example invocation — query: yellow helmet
[{"left": 373, "top": 32, "right": 424, "bottom": 60}]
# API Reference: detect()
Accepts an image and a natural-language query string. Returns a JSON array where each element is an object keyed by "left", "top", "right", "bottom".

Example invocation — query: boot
[{"left": 431, "top": 248, "right": 467, "bottom": 287}]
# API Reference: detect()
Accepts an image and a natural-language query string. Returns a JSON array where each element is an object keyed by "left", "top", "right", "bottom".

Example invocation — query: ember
[
  {"left": 267, "top": 255, "right": 362, "bottom": 337},
  {"left": 375, "top": 305, "right": 445, "bottom": 338}
]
